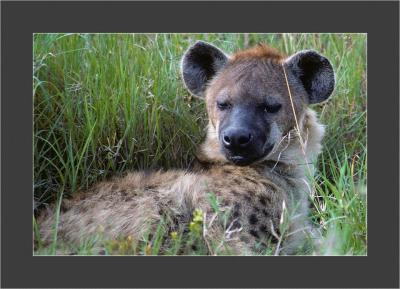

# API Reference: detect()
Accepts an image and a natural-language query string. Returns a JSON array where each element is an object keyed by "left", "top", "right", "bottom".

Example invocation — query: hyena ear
[
  {"left": 181, "top": 41, "right": 228, "bottom": 98},
  {"left": 284, "top": 50, "right": 335, "bottom": 104}
]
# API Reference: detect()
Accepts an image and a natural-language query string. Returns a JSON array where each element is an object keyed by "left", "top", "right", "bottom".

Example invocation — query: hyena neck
[
  {"left": 196, "top": 108, "right": 325, "bottom": 178},
  {"left": 266, "top": 108, "right": 325, "bottom": 178}
]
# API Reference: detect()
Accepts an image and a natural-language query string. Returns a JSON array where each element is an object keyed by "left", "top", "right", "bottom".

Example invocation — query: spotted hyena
[{"left": 38, "top": 41, "right": 335, "bottom": 255}]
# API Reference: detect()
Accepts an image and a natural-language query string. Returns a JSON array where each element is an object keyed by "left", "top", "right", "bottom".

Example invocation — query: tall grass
[{"left": 33, "top": 33, "right": 367, "bottom": 255}]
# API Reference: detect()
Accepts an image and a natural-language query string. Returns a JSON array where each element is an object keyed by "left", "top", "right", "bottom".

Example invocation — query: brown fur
[
  {"left": 37, "top": 43, "right": 328, "bottom": 255},
  {"left": 231, "top": 43, "right": 285, "bottom": 61}
]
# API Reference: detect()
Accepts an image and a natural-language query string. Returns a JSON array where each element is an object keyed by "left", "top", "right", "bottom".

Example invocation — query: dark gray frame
[{"left": 1, "top": 1, "right": 399, "bottom": 288}]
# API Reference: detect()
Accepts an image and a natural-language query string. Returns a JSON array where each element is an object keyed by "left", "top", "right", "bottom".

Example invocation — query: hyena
[{"left": 38, "top": 41, "right": 335, "bottom": 255}]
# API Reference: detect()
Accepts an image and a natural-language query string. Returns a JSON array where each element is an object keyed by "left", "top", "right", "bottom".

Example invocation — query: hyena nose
[{"left": 223, "top": 129, "right": 253, "bottom": 149}]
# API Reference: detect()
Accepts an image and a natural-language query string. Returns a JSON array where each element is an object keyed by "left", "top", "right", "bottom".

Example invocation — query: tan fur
[{"left": 38, "top": 44, "right": 327, "bottom": 255}]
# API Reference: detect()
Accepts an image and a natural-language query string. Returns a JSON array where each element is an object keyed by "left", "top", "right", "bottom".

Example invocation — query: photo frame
[{"left": 1, "top": 1, "right": 399, "bottom": 288}]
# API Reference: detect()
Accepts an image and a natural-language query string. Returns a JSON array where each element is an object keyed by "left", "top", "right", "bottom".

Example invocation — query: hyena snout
[
  {"left": 219, "top": 114, "right": 273, "bottom": 166},
  {"left": 222, "top": 128, "right": 253, "bottom": 150},
  {"left": 221, "top": 126, "right": 273, "bottom": 165}
]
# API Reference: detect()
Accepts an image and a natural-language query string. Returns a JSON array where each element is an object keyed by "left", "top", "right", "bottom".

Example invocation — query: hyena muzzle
[{"left": 37, "top": 41, "right": 335, "bottom": 255}]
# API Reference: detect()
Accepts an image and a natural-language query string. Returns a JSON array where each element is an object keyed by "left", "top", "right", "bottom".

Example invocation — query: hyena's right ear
[{"left": 181, "top": 41, "right": 228, "bottom": 98}]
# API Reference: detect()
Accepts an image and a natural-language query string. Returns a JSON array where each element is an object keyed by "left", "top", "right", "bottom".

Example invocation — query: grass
[{"left": 33, "top": 33, "right": 367, "bottom": 255}]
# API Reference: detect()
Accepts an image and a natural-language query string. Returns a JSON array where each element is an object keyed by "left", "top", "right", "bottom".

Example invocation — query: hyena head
[{"left": 181, "top": 41, "right": 335, "bottom": 166}]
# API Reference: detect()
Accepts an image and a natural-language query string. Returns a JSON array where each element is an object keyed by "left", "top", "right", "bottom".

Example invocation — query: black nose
[{"left": 222, "top": 129, "right": 253, "bottom": 150}]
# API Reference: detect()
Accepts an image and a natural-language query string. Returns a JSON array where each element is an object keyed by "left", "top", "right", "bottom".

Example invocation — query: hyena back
[{"left": 38, "top": 41, "right": 335, "bottom": 255}]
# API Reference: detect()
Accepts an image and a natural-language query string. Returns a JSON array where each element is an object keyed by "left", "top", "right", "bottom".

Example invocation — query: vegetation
[{"left": 33, "top": 33, "right": 367, "bottom": 255}]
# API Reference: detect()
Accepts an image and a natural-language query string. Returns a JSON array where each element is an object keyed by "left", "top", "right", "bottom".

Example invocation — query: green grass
[{"left": 33, "top": 33, "right": 367, "bottom": 255}]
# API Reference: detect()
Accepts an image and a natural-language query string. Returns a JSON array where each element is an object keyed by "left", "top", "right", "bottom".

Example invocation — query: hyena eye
[
  {"left": 217, "top": 101, "right": 231, "bottom": 110},
  {"left": 264, "top": 103, "right": 282, "bottom": 113}
]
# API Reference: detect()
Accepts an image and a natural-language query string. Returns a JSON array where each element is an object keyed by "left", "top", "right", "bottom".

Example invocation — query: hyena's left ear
[
  {"left": 181, "top": 41, "right": 228, "bottom": 98},
  {"left": 284, "top": 50, "right": 335, "bottom": 104}
]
